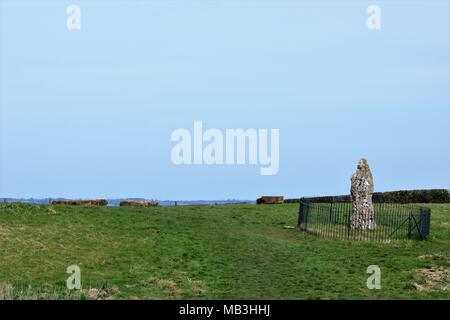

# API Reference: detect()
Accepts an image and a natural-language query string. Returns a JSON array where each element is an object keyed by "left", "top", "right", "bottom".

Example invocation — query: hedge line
[{"left": 284, "top": 189, "right": 450, "bottom": 204}]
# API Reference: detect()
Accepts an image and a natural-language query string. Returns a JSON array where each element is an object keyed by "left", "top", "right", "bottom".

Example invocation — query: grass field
[{"left": 0, "top": 202, "right": 449, "bottom": 300}]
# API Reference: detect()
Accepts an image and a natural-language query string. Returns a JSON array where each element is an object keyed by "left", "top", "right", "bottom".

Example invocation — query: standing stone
[{"left": 349, "top": 159, "right": 376, "bottom": 230}]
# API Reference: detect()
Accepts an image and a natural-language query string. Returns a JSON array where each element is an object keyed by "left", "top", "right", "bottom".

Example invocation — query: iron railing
[{"left": 298, "top": 198, "right": 431, "bottom": 242}]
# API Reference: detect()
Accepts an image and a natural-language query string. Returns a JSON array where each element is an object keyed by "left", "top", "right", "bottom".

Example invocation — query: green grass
[{"left": 0, "top": 202, "right": 449, "bottom": 299}]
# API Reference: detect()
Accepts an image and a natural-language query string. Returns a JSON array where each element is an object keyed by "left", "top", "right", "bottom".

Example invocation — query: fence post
[
  {"left": 329, "top": 198, "right": 334, "bottom": 223},
  {"left": 420, "top": 207, "right": 431, "bottom": 240},
  {"left": 298, "top": 198, "right": 307, "bottom": 229},
  {"left": 407, "top": 212, "right": 412, "bottom": 239}
]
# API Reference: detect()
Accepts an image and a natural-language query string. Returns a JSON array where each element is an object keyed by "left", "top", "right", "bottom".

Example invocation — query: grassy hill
[{"left": 0, "top": 203, "right": 448, "bottom": 299}]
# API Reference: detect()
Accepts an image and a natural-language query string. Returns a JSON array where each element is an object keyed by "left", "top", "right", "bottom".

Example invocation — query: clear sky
[{"left": 1, "top": 1, "right": 449, "bottom": 200}]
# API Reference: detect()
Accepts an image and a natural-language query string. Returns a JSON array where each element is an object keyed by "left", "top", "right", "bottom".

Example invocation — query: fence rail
[{"left": 298, "top": 198, "right": 431, "bottom": 242}]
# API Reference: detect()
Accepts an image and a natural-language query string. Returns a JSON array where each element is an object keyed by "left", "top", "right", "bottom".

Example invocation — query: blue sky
[{"left": 0, "top": 1, "right": 449, "bottom": 200}]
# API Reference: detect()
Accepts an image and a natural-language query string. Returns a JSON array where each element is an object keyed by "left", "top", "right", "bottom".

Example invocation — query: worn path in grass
[{"left": 0, "top": 203, "right": 448, "bottom": 299}]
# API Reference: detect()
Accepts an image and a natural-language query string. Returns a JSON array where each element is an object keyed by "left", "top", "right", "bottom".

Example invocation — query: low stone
[
  {"left": 411, "top": 283, "right": 425, "bottom": 292},
  {"left": 88, "top": 288, "right": 99, "bottom": 300}
]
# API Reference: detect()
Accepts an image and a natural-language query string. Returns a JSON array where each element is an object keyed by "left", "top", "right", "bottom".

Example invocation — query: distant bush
[
  {"left": 286, "top": 189, "right": 450, "bottom": 203},
  {"left": 256, "top": 196, "right": 284, "bottom": 204},
  {"left": 284, "top": 198, "right": 303, "bottom": 203},
  {"left": 50, "top": 199, "right": 108, "bottom": 206},
  {"left": 119, "top": 200, "right": 159, "bottom": 207},
  {"left": 373, "top": 189, "right": 450, "bottom": 203}
]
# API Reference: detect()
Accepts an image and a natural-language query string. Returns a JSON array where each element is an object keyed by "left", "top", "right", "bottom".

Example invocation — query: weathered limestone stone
[{"left": 349, "top": 159, "right": 376, "bottom": 230}]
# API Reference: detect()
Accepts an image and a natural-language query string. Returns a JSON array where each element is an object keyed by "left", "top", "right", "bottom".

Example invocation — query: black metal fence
[{"left": 298, "top": 198, "right": 431, "bottom": 242}]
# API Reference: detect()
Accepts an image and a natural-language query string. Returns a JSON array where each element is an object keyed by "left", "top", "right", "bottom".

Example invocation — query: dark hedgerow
[{"left": 284, "top": 189, "right": 450, "bottom": 204}]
